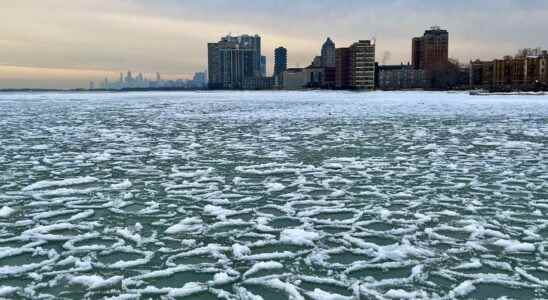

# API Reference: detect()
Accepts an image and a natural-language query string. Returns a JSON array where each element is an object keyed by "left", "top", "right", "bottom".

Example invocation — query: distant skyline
[{"left": 1, "top": 0, "right": 547, "bottom": 89}]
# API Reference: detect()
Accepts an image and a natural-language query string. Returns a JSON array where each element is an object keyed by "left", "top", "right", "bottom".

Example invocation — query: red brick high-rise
[{"left": 412, "top": 27, "right": 449, "bottom": 71}]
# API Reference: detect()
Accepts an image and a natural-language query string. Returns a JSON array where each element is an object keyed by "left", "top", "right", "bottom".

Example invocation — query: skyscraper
[
  {"left": 274, "top": 47, "right": 288, "bottom": 76},
  {"left": 336, "top": 40, "right": 376, "bottom": 89},
  {"left": 208, "top": 34, "right": 262, "bottom": 89},
  {"left": 261, "top": 55, "right": 267, "bottom": 77},
  {"left": 321, "top": 37, "right": 336, "bottom": 67},
  {"left": 412, "top": 27, "right": 449, "bottom": 71}
]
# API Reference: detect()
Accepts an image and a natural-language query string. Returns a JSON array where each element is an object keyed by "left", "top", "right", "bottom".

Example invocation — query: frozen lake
[{"left": 0, "top": 91, "right": 547, "bottom": 299}]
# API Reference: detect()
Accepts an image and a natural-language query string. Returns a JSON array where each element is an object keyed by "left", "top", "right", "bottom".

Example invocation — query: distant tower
[
  {"left": 119, "top": 73, "right": 124, "bottom": 82},
  {"left": 274, "top": 47, "right": 288, "bottom": 76},
  {"left": 89, "top": 81, "right": 95, "bottom": 90},
  {"left": 126, "top": 71, "right": 133, "bottom": 83},
  {"left": 156, "top": 72, "right": 161, "bottom": 82},
  {"left": 260, "top": 55, "right": 267, "bottom": 77},
  {"left": 321, "top": 37, "right": 336, "bottom": 68}
]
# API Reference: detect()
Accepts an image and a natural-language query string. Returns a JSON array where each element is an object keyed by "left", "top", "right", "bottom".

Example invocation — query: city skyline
[{"left": 1, "top": 0, "right": 547, "bottom": 89}]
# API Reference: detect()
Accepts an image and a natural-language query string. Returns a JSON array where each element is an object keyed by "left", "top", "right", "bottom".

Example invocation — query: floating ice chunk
[
  {"left": 0, "top": 286, "right": 18, "bottom": 297},
  {"left": 235, "top": 287, "right": 264, "bottom": 300},
  {"left": 244, "top": 261, "right": 283, "bottom": 278},
  {"left": 266, "top": 182, "right": 285, "bottom": 193},
  {"left": 454, "top": 259, "right": 482, "bottom": 270},
  {"left": 245, "top": 278, "right": 304, "bottom": 300},
  {"left": 306, "top": 288, "right": 352, "bottom": 300},
  {"left": 111, "top": 179, "right": 132, "bottom": 190},
  {"left": 0, "top": 206, "right": 15, "bottom": 218},
  {"left": 493, "top": 239, "right": 535, "bottom": 253},
  {"left": 165, "top": 217, "right": 205, "bottom": 234},
  {"left": 384, "top": 289, "right": 427, "bottom": 299},
  {"left": 344, "top": 235, "right": 434, "bottom": 261},
  {"left": 166, "top": 282, "right": 207, "bottom": 298},
  {"left": 515, "top": 267, "right": 548, "bottom": 286},
  {"left": 67, "top": 274, "right": 123, "bottom": 290},
  {"left": 94, "top": 152, "right": 112, "bottom": 161},
  {"left": 68, "top": 209, "right": 94, "bottom": 221},
  {"left": 280, "top": 228, "right": 320, "bottom": 246},
  {"left": 109, "top": 251, "right": 154, "bottom": 269},
  {"left": 303, "top": 127, "right": 326, "bottom": 136},
  {"left": 23, "top": 176, "right": 98, "bottom": 191},
  {"left": 212, "top": 272, "right": 238, "bottom": 285},
  {"left": 450, "top": 280, "right": 476, "bottom": 297},
  {"left": 243, "top": 251, "right": 301, "bottom": 261},
  {"left": 204, "top": 205, "right": 236, "bottom": 220},
  {"left": 169, "top": 167, "right": 212, "bottom": 178},
  {"left": 232, "top": 243, "right": 251, "bottom": 259}
]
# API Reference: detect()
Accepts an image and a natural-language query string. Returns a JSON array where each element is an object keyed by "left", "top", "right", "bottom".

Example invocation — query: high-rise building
[
  {"left": 412, "top": 27, "right": 449, "bottom": 71},
  {"left": 208, "top": 34, "right": 262, "bottom": 89},
  {"left": 274, "top": 47, "right": 288, "bottom": 76},
  {"left": 321, "top": 37, "right": 336, "bottom": 67},
  {"left": 336, "top": 40, "right": 376, "bottom": 89},
  {"left": 260, "top": 56, "right": 267, "bottom": 77}
]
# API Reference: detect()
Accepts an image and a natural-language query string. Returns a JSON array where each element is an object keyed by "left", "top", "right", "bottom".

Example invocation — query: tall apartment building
[
  {"left": 336, "top": 40, "right": 376, "bottom": 89},
  {"left": 321, "top": 38, "right": 336, "bottom": 68},
  {"left": 274, "top": 47, "right": 288, "bottom": 76},
  {"left": 412, "top": 27, "right": 449, "bottom": 71},
  {"left": 208, "top": 34, "right": 262, "bottom": 89}
]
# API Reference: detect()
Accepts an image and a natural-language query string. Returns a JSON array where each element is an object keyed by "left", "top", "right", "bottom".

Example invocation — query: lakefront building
[
  {"left": 208, "top": 34, "right": 263, "bottom": 89},
  {"left": 412, "top": 27, "right": 449, "bottom": 71},
  {"left": 321, "top": 38, "right": 336, "bottom": 68},
  {"left": 469, "top": 50, "right": 548, "bottom": 90},
  {"left": 274, "top": 47, "right": 288, "bottom": 88},
  {"left": 336, "top": 40, "right": 376, "bottom": 89},
  {"left": 377, "top": 64, "right": 428, "bottom": 90}
]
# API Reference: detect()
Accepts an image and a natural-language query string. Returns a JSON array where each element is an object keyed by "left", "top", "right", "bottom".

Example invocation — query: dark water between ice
[{"left": 0, "top": 91, "right": 547, "bottom": 299}]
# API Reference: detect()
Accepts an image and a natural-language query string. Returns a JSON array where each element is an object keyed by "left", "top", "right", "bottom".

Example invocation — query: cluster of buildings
[
  {"left": 206, "top": 28, "right": 457, "bottom": 91},
  {"left": 469, "top": 49, "right": 548, "bottom": 91},
  {"left": 94, "top": 70, "right": 207, "bottom": 90},
  {"left": 90, "top": 27, "right": 547, "bottom": 92},
  {"left": 207, "top": 28, "right": 548, "bottom": 92},
  {"left": 207, "top": 34, "right": 377, "bottom": 90}
]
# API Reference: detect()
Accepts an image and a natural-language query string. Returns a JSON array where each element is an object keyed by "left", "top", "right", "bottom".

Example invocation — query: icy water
[{"left": 0, "top": 91, "right": 547, "bottom": 300}]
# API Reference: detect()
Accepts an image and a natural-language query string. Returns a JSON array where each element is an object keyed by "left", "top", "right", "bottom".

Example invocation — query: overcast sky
[{"left": 1, "top": 0, "right": 547, "bottom": 88}]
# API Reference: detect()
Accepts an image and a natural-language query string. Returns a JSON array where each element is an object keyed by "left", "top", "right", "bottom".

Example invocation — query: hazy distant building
[
  {"left": 412, "top": 27, "right": 449, "bottom": 71},
  {"left": 321, "top": 37, "right": 336, "bottom": 67},
  {"left": 336, "top": 40, "right": 376, "bottom": 89},
  {"left": 208, "top": 34, "right": 262, "bottom": 89}
]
